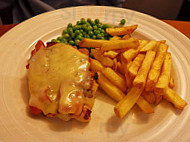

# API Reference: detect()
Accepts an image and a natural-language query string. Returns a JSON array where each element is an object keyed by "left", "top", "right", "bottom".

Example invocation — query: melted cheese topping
[{"left": 28, "top": 43, "right": 90, "bottom": 116}]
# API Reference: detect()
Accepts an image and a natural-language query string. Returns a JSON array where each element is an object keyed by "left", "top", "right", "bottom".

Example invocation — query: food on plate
[
  {"left": 133, "top": 51, "right": 156, "bottom": 88},
  {"left": 28, "top": 18, "right": 187, "bottom": 122},
  {"left": 106, "top": 25, "right": 138, "bottom": 36},
  {"left": 154, "top": 53, "right": 172, "bottom": 95},
  {"left": 100, "top": 37, "right": 139, "bottom": 51},
  {"left": 163, "top": 88, "right": 187, "bottom": 110},
  {"left": 27, "top": 41, "right": 98, "bottom": 122},
  {"left": 114, "top": 87, "right": 144, "bottom": 118}
]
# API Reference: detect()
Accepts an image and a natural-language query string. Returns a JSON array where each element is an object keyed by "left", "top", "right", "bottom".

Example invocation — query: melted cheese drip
[{"left": 28, "top": 43, "right": 90, "bottom": 116}]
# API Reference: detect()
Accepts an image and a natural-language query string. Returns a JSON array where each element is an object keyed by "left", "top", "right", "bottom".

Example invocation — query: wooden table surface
[{"left": 0, "top": 20, "right": 190, "bottom": 38}]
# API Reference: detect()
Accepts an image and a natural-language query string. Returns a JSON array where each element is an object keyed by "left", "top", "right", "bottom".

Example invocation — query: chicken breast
[{"left": 27, "top": 41, "right": 98, "bottom": 122}]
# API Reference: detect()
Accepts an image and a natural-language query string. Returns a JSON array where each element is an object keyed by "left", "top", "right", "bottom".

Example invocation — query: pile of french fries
[{"left": 79, "top": 25, "right": 187, "bottom": 119}]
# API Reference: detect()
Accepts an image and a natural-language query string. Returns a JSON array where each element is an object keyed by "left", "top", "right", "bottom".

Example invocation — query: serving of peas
[{"left": 51, "top": 18, "right": 112, "bottom": 47}]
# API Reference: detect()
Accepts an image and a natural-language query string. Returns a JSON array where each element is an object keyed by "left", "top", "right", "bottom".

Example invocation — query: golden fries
[
  {"left": 136, "top": 96, "right": 154, "bottom": 113},
  {"left": 81, "top": 21, "right": 187, "bottom": 119},
  {"left": 163, "top": 88, "right": 187, "bottom": 110},
  {"left": 169, "top": 76, "right": 174, "bottom": 88},
  {"left": 90, "top": 59, "right": 103, "bottom": 73},
  {"left": 106, "top": 25, "right": 138, "bottom": 36},
  {"left": 101, "top": 67, "right": 126, "bottom": 92},
  {"left": 97, "top": 72, "right": 125, "bottom": 101},
  {"left": 155, "top": 53, "right": 172, "bottom": 95},
  {"left": 145, "top": 43, "right": 168, "bottom": 91},
  {"left": 101, "top": 38, "right": 139, "bottom": 52},
  {"left": 104, "top": 51, "right": 118, "bottom": 58},
  {"left": 91, "top": 49, "right": 113, "bottom": 67},
  {"left": 142, "top": 91, "right": 156, "bottom": 104},
  {"left": 121, "top": 49, "right": 138, "bottom": 63},
  {"left": 137, "top": 40, "right": 149, "bottom": 50},
  {"left": 110, "top": 36, "right": 121, "bottom": 40},
  {"left": 133, "top": 51, "right": 156, "bottom": 88},
  {"left": 128, "top": 53, "right": 145, "bottom": 79},
  {"left": 122, "top": 34, "right": 131, "bottom": 40},
  {"left": 114, "top": 87, "right": 143, "bottom": 118},
  {"left": 79, "top": 38, "right": 107, "bottom": 48},
  {"left": 140, "top": 41, "right": 158, "bottom": 52}
]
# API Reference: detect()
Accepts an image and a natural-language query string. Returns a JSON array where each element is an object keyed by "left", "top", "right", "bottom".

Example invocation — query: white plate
[{"left": 0, "top": 6, "right": 190, "bottom": 142}]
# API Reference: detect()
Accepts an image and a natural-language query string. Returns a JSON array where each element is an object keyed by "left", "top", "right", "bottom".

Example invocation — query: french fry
[
  {"left": 136, "top": 96, "right": 154, "bottom": 113},
  {"left": 169, "top": 76, "right": 174, "bottom": 88},
  {"left": 110, "top": 36, "right": 121, "bottom": 40},
  {"left": 146, "top": 43, "right": 168, "bottom": 91},
  {"left": 159, "top": 40, "right": 166, "bottom": 43},
  {"left": 101, "top": 38, "right": 139, "bottom": 52},
  {"left": 128, "top": 54, "right": 145, "bottom": 79},
  {"left": 79, "top": 38, "right": 108, "bottom": 48},
  {"left": 101, "top": 67, "right": 126, "bottom": 92},
  {"left": 142, "top": 91, "right": 156, "bottom": 104},
  {"left": 122, "top": 34, "right": 131, "bottom": 40},
  {"left": 104, "top": 51, "right": 119, "bottom": 58},
  {"left": 120, "top": 57, "right": 133, "bottom": 87},
  {"left": 97, "top": 72, "right": 125, "bottom": 101},
  {"left": 163, "top": 88, "right": 187, "bottom": 110},
  {"left": 114, "top": 86, "right": 144, "bottom": 118},
  {"left": 121, "top": 49, "right": 138, "bottom": 63},
  {"left": 106, "top": 25, "right": 138, "bottom": 36},
  {"left": 113, "top": 58, "right": 118, "bottom": 71},
  {"left": 154, "top": 53, "right": 172, "bottom": 95},
  {"left": 90, "top": 59, "right": 103, "bottom": 73},
  {"left": 117, "top": 62, "right": 125, "bottom": 75},
  {"left": 140, "top": 41, "right": 158, "bottom": 52},
  {"left": 137, "top": 40, "right": 149, "bottom": 50},
  {"left": 133, "top": 51, "right": 156, "bottom": 88},
  {"left": 91, "top": 49, "right": 113, "bottom": 67}
]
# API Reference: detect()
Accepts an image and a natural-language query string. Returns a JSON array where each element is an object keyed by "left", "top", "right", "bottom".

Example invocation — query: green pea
[
  {"left": 81, "top": 18, "right": 86, "bottom": 24},
  {"left": 85, "top": 35, "right": 90, "bottom": 38},
  {"left": 97, "top": 23, "right": 102, "bottom": 28},
  {"left": 114, "top": 26, "right": 119, "bottom": 28},
  {"left": 94, "top": 30, "right": 100, "bottom": 35},
  {"left": 61, "top": 38, "right": 67, "bottom": 42},
  {"left": 69, "top": 40, "right": 75, "bottom": 45},
  {"left": 87, "top": 18, "right": 91, "bottom": 23},
  {"left": 63, "top": 33, "right": 70, "bottom": 38},
  {"left": 62, "top": 29, "right": 68, "bottom": 35},
  {"left": 71, "top": 33, "right": 76, "bottom": 38},
  {"left": 92, "top": 35, "right": 96, "bottom": 39},
  {"left": 105, "top": 24, "right": 110, "bottom": 28},
  {"left": 80, "top": 29, "right": 83, "bottom": 33},
  {"left": 75, "top": 30, "right": 80, "bottom": 35},
  {"left": 120, "top": 19, "right": 126, "bottom": 25},
  {"left": 75, "top": 39, "right": 80, "bottom": 45},
  {"left": 90, "top": 21, "right": 95, "bottom": 26},
  {"left": 93, "top": 25, "right": 98, "bottom": 30},
  {"left": 101, "top": 29, "right": 105, "bottom": 33},
  {"left": 67, "top": 23, "right": 72, "bottom": 28},
  {"left": 98, "top": 28, "right": 102, "bottom": 32},
  {"left": 88, "top": 26, "right": 93, "bottom": 31},
  {"left": 76, "top": 35, "right": 83, "bottom": 40},
  {"left": 51, "top": 39, "right": 58, "bottom": 42},
  {"left": 57, "top": 36, "right": 62, "bottom": 41},
  {"left": 68, "top": 28, "right": 73, "bottom": 35},
  {"left": 101, "top": 37, "right": 105, "bottom": 40},
  {"left": 82, "top": 24, "right": 86, "bottom": 30},
  {"left": 95, "top": 19, "right": 100, "bottom": 24},
  {"left": 88, "top": 31, "right": 94, "bottom": 36},
  {"left": 97, "top": 34, "right": 102, "bottom": 39},
  {"left": 77, "top": 21, "right": 81, "bottom": 25}
]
